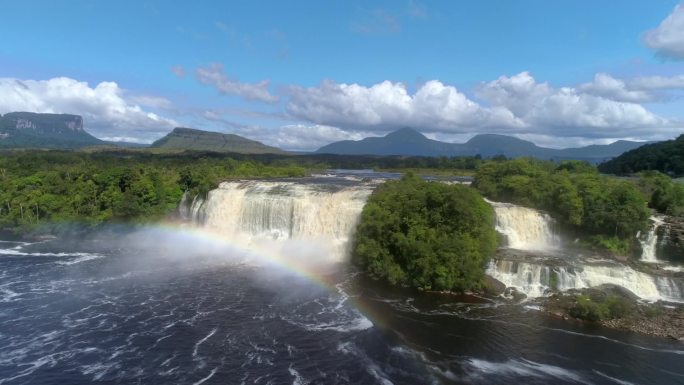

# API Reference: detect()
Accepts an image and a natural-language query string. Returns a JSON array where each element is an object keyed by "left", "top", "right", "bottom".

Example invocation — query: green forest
[
  {"left": 473, "top": 158, "right": 655, "bottom": 254},
  {"left": 598, "top": 134, "right": 684, "bottom": 176},
  {"left": 352, "top": 174, "right": 498, "bottom": 292},
  {"left": 0, "top": 151, "right": 306, "bottom": 234}
]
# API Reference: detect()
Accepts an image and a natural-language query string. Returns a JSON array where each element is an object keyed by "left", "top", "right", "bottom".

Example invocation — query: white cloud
[
  {"left": 629, "top": 74, "right": 684, "bottom": 90},
  {"left": 128, "top": 94, "right": 173, "bottom": 109},
  {"left": 211, "top": 123, "right": 371, "bottom": 152},
  {"left": 195, "top": 63, "right": 279, "bottom": 103},
  {"left": 643, "top": 3, "right": 684, "bottom": 59},
  {"left": 578, "top": 73, "right": 654, "bottom": 102},
  {"left": 476, "top": 72, "right": 673, "bottom": 138},
  {"left": 269, "top": 124, "right": 371, "bottom": 151},
  {"left": 0, "top": 77, "right": 177, "bottom": 141},
  {"left": 286, "top": 79, "right": 523, "bottom": 133}
]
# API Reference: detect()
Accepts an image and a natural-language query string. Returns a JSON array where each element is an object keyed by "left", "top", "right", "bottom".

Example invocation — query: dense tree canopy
[
  {"left": 0, "top": 151, "right": 306, "bottom": 234},
  {"left": 598, "top": 134, "right": 684, "bottom": 177},
  {"left": 473, "top": 158, "right": 651, "bottom": 254},
  {"left": 635, "top": 170, "right": 684, "bottom": 217},
  {"left": 352, "top": 174, "right": 498, "bottom": 292}
]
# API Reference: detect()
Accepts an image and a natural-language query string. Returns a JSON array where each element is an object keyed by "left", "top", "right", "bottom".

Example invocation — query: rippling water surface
[{"left": 0, "top": 235, "right": 682, "bottom": 385}]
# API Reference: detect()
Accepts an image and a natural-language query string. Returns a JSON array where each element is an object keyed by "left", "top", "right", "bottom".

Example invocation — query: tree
[{"left": 353, "top": 174, "right": 498, "bottom": 291}]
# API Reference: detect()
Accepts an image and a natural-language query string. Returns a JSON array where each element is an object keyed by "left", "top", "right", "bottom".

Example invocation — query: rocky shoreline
[
  {"left": 600, "top": 306, "right": 684, "bottom": 341},
  {"left": 541, "top": 292, "right": 684, "bottom": 341}
]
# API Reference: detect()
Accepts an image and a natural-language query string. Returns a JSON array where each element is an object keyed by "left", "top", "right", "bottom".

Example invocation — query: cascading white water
[
  {"left": 178, "top": 191, "right": 191, "bottom": 220},
  {"left": 487, "top": 259, "right": 684, "bottom": 302},
  {"left": 639, "top": 215, "right": 666, "bottom": 263},
  {"left": 487, "top": 201, "right": 560, "bottom": 251},
  {"left": 190, "top": 181, "right": 373, "bottom": 262}
]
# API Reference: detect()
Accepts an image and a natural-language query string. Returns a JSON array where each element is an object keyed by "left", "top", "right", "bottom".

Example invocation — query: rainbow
[{"left": 139, "top": 221, "right": 388, "bottom": 330}]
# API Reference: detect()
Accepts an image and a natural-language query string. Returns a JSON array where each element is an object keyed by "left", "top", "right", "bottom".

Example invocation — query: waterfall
[
  {"left": 485, "top": 260, "right": 553, "bottom": 298},
  {"left": 639, "top": 215, "right": 665, "bottom": 263},
  {"left": 178, "top": 191, "right": 191, "bottom": 220},
  {"left": 190, "top": 194, "right": 207, "bottom": 224},
  {"left": 190, "top": 181, "right": 373, "bottom": 261},
  {"left": 487, "top": 201, "right": 560, "bottom": 251},
  {"left": 487, "top": 259, "right": 684, "bottom": 302}
]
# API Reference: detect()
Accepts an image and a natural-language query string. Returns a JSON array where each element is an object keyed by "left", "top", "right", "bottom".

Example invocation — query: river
[{"left": 0, "top": 172, "right": 683, "bottom": 384}]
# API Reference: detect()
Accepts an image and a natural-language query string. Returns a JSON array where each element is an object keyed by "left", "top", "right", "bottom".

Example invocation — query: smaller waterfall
[
  {"left": 486, "top": 260, "right": 553, "bottom": 298},
  {"left": 487, "top": 259, "right": 684, "bottom": 302},
  {"left": 487, "top": 201, "right": 560, "bottom": 251},
  {"left": 640, "top": 215, "right": 665, "bottom": 263},
  {"left": 190, "top": 195, "right": 206, "bottom": 224},
  {"left": 178, "top": 191, "right": 191, "bottom": 220}
]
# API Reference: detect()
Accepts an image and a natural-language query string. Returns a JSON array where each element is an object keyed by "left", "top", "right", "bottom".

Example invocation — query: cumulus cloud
[
  {"left": 268, "top": 124, "right": 371, "bottom": 151},
  {"left": 643, "top": 3, "right": 684, "bottom": 59},
  {"left": 578, "top": 73, "right": 654, "bottom": 103},
  {"left": 476, "top": 72, "right": 672, "bottom": 138},
  {"left": 286, "top": 79, "right": 523, "bottom": 133},
  {"left": 285, "top": 72, "right": 681, "bottom": 142},
  {"left": 0, "top": 77, "right": 177, "bottom": 141},
  {"left": 195, "top": 63, "right": 279, "bottom": 103},
  {"left": 629, "top": 74, "right": 684, "bottom": 90}
]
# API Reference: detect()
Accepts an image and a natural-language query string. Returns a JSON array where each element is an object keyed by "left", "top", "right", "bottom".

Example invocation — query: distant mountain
[
  {"left": 316, "top": 128, "right": 646, "bottom": 162},
  {"left": 150, "top": 127, "right": 287, "bottom": 154},
  {"left": 598, "top": 134, "right": 684, "bottom": 176},
  {"left": 316, "top": 127, "right": 454, "bottom": 156},
  {"left": 0, "top": 112, "right": 103, "bottom": 149}
]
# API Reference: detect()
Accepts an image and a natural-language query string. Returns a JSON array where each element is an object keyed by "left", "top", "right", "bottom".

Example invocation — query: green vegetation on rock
[
  {"left": 473, "top": 158, "right": 651, "bottom": 254},
  {"left": 0, "top": 151, "right": 305, "bottom": 234},
  {"left": 568, "top": 293, "right": 635, "bottom": 322},
  {"left": 635, "top": 170, "right": 684, "bottom": 216},
  {"left": 352, "top": 173, "right": 498, "bottom": 292}
]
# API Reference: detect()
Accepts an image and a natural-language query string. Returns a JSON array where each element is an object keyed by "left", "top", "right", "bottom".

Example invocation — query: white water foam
[
  {"left": 288, "top": 365, "right": 309, "bottom": 385},
  {"left": 487, "top": 259, "right": 684, "bottom": 302},
  {"left": 56, "top": 254, "right": 107, "bottom": 265},
  {"left": 191, "top": 181, "right": 373, "bottom": 262},
  {"left": 465, "top": 358, "right": 589, "bottom": 384},
  {"left": 592, "top": 369, "right": 637, "bottom": 385},
  {"left": 640, "top": 215, "right": 666, "bottom": 263},
  {"left": 487, "top": 200, "right": 560, "bottom": 251},
  {"left": 192, "top": 367, "right": 218, "bottom": 385}
]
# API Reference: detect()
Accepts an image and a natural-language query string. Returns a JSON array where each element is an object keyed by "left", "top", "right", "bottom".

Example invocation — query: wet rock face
[
  {"left": 483, "top": 275, "right": 506, "bottom": 296},
  {"left": 660, "top": 216, "right": 684, "bottom": 262},
  {"left": 0, "top": 112, "right": 101, "bottom": 149}
]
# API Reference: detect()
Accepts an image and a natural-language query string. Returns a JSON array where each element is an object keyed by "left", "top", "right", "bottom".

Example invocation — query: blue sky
[{"left": 1, "top": 0, "right": 684, "bottom": 150}]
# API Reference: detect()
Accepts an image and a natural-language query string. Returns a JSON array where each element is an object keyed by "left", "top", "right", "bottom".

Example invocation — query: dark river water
[{"left": 0, "top": 233, "right": 683, "bottom": 385}]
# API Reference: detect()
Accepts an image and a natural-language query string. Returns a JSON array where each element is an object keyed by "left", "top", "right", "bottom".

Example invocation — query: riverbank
[{"left": 541, "top": 291, "right": 684, "bottom": 341}]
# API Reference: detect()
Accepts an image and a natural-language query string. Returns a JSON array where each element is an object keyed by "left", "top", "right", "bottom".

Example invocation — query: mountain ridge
[
  {"left": 316, "top": 127, "right": 648, "bottom": 162},
  {"left": 0, "top": 112, "right": 104, "bottom": 149},
  {"left": 150, "top": 127, "right": 287, "bottom": 154}
]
